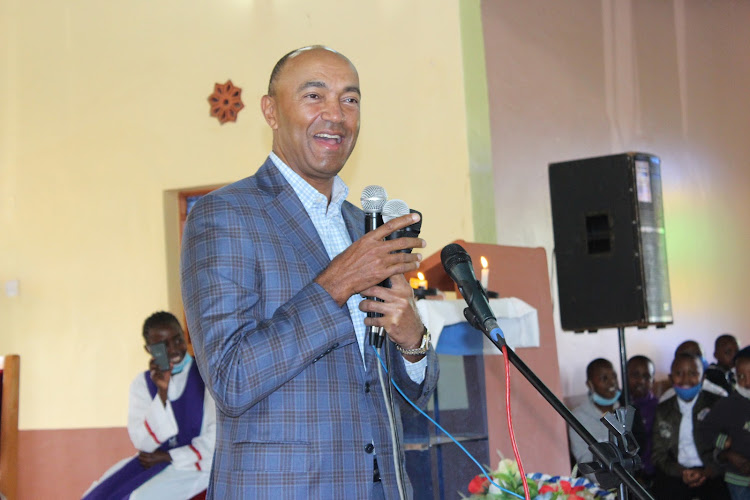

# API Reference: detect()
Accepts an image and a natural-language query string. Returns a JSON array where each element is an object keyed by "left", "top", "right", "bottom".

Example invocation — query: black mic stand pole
[{"left": 462, "top": 309, "right": 653, "bottom": 500}]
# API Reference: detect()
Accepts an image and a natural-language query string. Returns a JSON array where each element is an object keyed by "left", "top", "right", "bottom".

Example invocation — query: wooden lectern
[{"left": 407, "top": 240, "right": 570, "bottom": 476}]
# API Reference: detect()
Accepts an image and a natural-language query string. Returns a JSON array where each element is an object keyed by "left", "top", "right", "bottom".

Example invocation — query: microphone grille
[
  {"left": 441, "top": 243, "right": 472, "bottom": 273},
  {"left": 360, "top": 185, "right": 387, "bottom": 213},
  {"left": 382, "top": 199, "right": 409, "bottom": 223}
]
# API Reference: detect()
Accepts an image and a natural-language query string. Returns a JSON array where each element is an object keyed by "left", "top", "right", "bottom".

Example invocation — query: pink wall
[
  {"left": 18, "top": 428, "right": 132, "bottom": 500},
  {"left": 481, "top": 0, "right": 750, "bottom": 395}
]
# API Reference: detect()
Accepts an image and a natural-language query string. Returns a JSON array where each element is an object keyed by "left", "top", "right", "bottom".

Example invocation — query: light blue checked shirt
[{"left": 270, "top": 152, "right": 426, "bottom": 383}]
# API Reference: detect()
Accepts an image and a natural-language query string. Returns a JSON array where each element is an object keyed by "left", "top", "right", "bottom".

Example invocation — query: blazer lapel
[
  {"left": 255, "top": 160, "right": 331, "bottom": 278},
  {"left": 342, "top": 201, "right": 365, "bottom": 243}
]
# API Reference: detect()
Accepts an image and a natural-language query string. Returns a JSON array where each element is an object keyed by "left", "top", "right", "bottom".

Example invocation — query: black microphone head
[
  {"left": 360, "top": 185, "right": 387, "bottom": 214},
  {"left": 441, "top": 243, "right": 472, "bottom": 275}
]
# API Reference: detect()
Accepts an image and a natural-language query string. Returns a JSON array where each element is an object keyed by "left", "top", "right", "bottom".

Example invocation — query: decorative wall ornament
[{"left": 208, "top": 80, "right": 245, "bottom": 124}]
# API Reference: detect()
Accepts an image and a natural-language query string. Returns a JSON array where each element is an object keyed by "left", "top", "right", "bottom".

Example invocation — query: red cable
[{"left": 503, "top": 344, "right": 531, "bottom": 500}]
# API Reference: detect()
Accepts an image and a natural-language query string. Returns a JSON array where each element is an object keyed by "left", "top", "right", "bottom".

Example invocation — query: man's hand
[
  {"left": 148, "top": 358, "right": 171, "bottom": 406},
  {"left": 315, "top": 212, "right": 425, "bottom": 306},
  {"left": 682, "top": 468, "right": 707, "bottom": 487},
  {"left": 721, "top": 449, "right": 750, "bottom": 475},
  {"left": 359, "top": 274, "right": 425, "bottom": 360},
  {"left": 138, "top": 450, "right": 172, "bottom": 469}
]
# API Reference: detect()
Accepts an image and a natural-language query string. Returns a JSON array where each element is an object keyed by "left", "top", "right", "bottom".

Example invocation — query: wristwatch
[{"left": 395, "top": 327, "right": 431, "bottom": 356}]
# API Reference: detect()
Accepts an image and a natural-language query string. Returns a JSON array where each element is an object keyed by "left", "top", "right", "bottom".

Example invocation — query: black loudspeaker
[{"left": 548, "top": 152, "right": 673, "bottom": 331}]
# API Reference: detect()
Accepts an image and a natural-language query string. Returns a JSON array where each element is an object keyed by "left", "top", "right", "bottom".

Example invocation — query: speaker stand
[{"left": 618, "top": 326, "right": 629, "bottom": 405}]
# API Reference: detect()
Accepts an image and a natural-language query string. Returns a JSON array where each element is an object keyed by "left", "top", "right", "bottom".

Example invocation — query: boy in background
[
  {"left": 652, "top": 352, "right": 728, "bottom": 499},
  {"left": 700, "top": 346, "right": 750, "bottom": 500},
  {"left": 705, "top": 334, "right": 740, "bottom": 394}
]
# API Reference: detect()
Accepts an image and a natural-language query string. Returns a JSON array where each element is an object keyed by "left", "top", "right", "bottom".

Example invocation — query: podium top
[{"left": 417, "top": 298, "right": 539, "bottom": 355}]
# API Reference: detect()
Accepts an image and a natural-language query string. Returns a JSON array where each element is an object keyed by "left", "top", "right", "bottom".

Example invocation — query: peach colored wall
[
  {"left": 18, "top": 428, "right": 132, "bottom": 500},
  {"left": 481, "top": 0, "right": 750, "bottom": 395}
]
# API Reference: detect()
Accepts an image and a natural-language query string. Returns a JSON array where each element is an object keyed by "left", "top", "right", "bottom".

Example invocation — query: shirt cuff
[
  {"left": 403, "top": 356, "right": 427, "bottom": 384},
  {"left": 169, "top": 444, "right": 205, "bottom": 471}
]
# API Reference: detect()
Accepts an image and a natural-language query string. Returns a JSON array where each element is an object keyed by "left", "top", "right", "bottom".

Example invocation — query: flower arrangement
[{"left": 463, "top": 458, "right": 615, "bottom": 500}]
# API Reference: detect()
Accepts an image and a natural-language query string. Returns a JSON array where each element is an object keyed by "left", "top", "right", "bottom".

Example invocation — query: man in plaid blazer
[{"left": 181, "top": 46, "right": 439, "bottom": 499}]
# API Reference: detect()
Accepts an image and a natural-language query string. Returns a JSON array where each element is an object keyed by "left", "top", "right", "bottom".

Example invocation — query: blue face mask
[
  {"left": 674, "top": 383, "right": 702, "bottom": 401},
  {"left": 172, "top": 352, "right": 192, "bottom": 375},
  {"left": 591, "top": 389, "right": 622, "bottom": 407}
]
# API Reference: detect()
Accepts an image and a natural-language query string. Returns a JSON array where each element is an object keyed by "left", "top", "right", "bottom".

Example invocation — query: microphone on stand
[
  {"left": 361, "top": 186, "right": 388, "bottom": 347},
  {"left": 440, "top": 243, "right": 505, "bottom": 344}
]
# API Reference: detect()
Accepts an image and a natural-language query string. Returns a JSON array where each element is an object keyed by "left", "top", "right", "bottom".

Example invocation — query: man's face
[
  {"left": 715, "top": 338, "right": 739, "bottom": 369},
  {"left": 262, "top": 48, "right": 361, "bottom": 194},
  {"left": 736, "top": 358, "right": 750, "bottom": 390},
  {"left": 145, "top": 324, "right": 187, "bottom": 367},
  {"left": 627, "top": 359, "right": 654, "bottom": 399},
  {"left": 670, "top": 356, "right": 703, "bottom": 388},
  {"left": 588, "top": 363, "right": 619, "bottom": 400}
]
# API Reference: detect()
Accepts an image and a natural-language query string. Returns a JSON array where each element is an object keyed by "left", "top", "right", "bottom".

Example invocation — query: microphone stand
[{"left": 462, "top": 308, "right": 653, "bottom": 500}]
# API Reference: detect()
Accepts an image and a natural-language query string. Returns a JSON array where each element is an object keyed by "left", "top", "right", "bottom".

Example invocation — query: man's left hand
[
  {"left": 359, "top": 274, "right": 425, "bottom": 357},
  {"left": 138, "top": 450, "right": 172, "bottom": 469}
]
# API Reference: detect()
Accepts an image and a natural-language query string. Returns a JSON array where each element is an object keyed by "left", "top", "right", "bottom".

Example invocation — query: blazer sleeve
[
  {"left": 387, "top": 341, "right": 439, "bottom": 411},
  {"left": 180, "top": 194, "right": 358, "bottom": 418}
]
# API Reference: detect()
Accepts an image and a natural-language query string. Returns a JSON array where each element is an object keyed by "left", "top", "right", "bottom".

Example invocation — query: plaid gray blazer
[{"left": 180, "top": 158, "right": 439, "bottom": 499}]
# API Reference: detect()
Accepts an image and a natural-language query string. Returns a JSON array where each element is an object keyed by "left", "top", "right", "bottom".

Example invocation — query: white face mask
[{"left": 736, "top": 384, "right": 750, "bottom": 400}]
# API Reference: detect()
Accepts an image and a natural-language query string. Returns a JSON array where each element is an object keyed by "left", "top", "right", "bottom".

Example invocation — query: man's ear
[{"left": 261, "top": 95, "right": 278, "bottom": 130}]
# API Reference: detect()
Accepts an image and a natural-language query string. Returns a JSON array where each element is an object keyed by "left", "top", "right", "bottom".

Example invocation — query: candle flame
[
  {"left": 417, "top": 272, "right": 425, "bottom": 280},
  {"left": 480, "top": 256, "right": 488, "bottom": 269}
]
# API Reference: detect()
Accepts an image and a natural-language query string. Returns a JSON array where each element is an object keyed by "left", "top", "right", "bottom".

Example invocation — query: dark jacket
[{"left": 652, "top": 390, "right": 723, "bottom": 477}]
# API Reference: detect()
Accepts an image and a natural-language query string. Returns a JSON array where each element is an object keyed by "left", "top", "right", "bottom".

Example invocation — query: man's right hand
[
  {"left": 149, "top": 358, "right": 171, "bottom": 406},
  {"left": 315, "top": 212, "right": 425, "bottom": 306}
]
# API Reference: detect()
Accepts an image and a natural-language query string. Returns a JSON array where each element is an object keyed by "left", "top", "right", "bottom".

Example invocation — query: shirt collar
[{"left": 269, "top": 152, "right": 349, "bottom": 215}]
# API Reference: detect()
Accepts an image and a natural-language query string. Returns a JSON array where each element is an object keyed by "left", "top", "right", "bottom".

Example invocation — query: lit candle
[
  {"left": 410, "top": 272, "right": 428, "bottom": 289},
  {"left": 480, "top": 256, "right": 489, "bottom": 290}
]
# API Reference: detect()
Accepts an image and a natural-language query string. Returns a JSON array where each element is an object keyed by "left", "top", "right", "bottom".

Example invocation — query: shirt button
[
  {"left": 365, "top": 443, "right": 375, "bottom": 454},
  {"left": 364, "top": 382, "right": 371, "bottom": 393}
]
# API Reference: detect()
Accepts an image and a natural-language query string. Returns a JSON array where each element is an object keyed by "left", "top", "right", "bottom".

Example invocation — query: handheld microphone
[
  {"left": 382, "top": 199, "right": 422, "bottom": 253},
  {"left": 361, "top": 186, "right": 388, "bottom": 346},
  {"left": 440, "top": 243, "right": 505, "bottom": 344}
]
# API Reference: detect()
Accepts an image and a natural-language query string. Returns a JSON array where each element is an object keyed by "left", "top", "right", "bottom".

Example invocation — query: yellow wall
[{"left": 0, "top": 0, "right": 474, "bottom": 429}]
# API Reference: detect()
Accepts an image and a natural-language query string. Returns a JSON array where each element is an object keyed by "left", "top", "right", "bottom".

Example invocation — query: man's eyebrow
[{"left": 297, "top": 80, "right": 361, "bottom": 96}]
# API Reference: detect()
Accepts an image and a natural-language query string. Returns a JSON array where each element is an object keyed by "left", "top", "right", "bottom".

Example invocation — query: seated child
[
  {"left": 82, "top": 312, "right": 215, "bottom": 500},
  {"left": 699, "top": 345, "right": 750, "bottom": 500},
  {"left": 660, "top": 340, "right": 728, "bottom": 402},
  {"left": 705, "top": 334, "right": 739, "bottom": 394},
  {"left": 569, "top": 359, "right": 640, "bottom": 477},
  {"left": 626, "top": 355, "right": 658, "bottom": 483},
  {"left": 652, "top": 352, "right": 729, "bottom": 500}
]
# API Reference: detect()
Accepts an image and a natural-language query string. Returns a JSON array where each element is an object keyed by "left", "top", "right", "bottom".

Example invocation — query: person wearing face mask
[
  {"left": 651, "top": 352, "right": 729, "bottom": 500},
  {"left": 660, "top": 340, "right": 729, "bottom": 403},
  {"left": 699, "top": 346, "right": 750, "bottom": 500},
  {"left": 567, "top": 358, "right": 625, "bottom": 480},
  {"left": 82, "top": 311, "right": 216, "bottom": 500}
]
